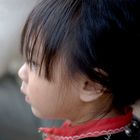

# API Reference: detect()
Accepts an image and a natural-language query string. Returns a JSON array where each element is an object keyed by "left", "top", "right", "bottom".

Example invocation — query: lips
[
  {"left": 20, "top": 82, "right": 31, "bottom": 103},
  {"left": 25, "top": 96, "right": 30, "bottom": 103}
]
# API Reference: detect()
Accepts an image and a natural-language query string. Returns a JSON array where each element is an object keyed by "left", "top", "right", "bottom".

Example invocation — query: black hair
[{"left": 21, "top": 0, "right": 140, "bottom": 108}]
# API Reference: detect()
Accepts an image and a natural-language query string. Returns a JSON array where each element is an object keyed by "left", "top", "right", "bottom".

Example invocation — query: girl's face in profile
[{"left": 18, "top": 56, "right": 81, "bottom": 120}]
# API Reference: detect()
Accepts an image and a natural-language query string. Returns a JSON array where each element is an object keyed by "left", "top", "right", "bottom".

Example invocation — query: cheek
[
  {"left": 27, "top": 81, "right": 53, "bottom": 105},
  {"left": 27, "top": 79, "right": 62, "bottom": 118}
]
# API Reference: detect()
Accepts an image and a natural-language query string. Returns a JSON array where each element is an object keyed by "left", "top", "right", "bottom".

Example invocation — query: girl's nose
[{"left": 18, "top": 63, "right": 28, "bottom": 82}]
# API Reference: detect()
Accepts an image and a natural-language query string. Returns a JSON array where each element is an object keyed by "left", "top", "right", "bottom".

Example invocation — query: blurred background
[{"left": 0, "top": 0, "right": 139, "bottom": 140}]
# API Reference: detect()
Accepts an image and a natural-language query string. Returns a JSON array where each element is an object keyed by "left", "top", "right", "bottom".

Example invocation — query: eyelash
[{"left": 30, "top": 61, "right": 39, "bottom": 71}]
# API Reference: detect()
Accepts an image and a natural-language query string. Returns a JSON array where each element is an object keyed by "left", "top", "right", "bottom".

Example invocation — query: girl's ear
[{"left": 80, "top": 79, "right": 104, "bottom": 102}]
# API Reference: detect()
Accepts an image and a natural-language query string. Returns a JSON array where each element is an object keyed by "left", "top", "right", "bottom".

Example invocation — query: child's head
[{"left": 18, "top": 0, "right": 140, "bottom": 122}]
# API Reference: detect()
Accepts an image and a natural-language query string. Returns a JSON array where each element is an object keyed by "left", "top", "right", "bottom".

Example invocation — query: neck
[
  {"left": 70, "top": 107, "right": 122, "bottom": 126},
  {"left": 67, "top": 93, "right": 121, "bottom": 126}
]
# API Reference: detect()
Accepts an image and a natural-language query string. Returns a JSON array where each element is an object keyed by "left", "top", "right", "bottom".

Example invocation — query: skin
[
  {"left": 18, "top": 62, "right": 81, "bottom": 120},
  {"left": 18, "top": 55, "right": 120, "bottom": 125}
]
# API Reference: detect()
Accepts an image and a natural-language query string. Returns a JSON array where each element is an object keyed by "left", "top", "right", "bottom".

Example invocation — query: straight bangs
[
  {"left": 21, "top": 0, "right": 81, "bottom": 81},
  {"left": 20, "top": 0, "right": 66, "bottom": 80},
  {"left": 21, "top": 13, "right": 49, "bottom": 78}
]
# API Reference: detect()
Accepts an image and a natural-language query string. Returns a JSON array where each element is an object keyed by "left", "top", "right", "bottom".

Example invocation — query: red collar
[{"left": 39, "top": 108, "right": 132, "bottom": 140}]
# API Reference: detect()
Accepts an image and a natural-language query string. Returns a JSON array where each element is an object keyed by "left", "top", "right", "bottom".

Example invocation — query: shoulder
[{"left": 80, "top": 117, "right": 140, "bottom": 140}]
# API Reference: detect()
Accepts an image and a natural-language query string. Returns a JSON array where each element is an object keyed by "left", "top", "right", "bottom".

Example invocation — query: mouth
[
  {"left": 20, "top": 82, "right": 31, "bottom": 103},
  {"left": 25, "top": 96, "right": 30, "bottom": 103}
]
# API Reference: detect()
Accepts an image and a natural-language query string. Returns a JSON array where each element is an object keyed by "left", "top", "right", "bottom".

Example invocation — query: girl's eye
[{"left": 30, "top": 61, "right": 39, "bottom": 71}]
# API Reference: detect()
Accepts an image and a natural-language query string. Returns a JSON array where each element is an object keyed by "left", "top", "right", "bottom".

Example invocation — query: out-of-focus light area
[{"left": 0, "top": 0, "right": 62, "bottom": 140}]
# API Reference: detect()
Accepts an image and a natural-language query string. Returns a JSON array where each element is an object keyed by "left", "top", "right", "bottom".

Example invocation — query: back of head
[{"left": 21, "top": 0, "right": 140, "bottom": 109}]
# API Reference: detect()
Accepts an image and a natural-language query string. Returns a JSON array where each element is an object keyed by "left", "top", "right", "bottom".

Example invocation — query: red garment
[{"left": 39, "top": 108, "right": 132, "bottom": 140}]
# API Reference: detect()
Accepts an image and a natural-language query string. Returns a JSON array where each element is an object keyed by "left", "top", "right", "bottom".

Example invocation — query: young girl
[{"left": 18, "top": 0, "right": 140, "bottom": 139}]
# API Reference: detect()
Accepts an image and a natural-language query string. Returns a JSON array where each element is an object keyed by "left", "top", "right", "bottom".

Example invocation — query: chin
[
  {"left": 31, "top": 107, "right": 44, "bottom": 118},
  {"left": 31, "top": 106, "right": 63, "bottom": 120},
  {"left": 31, "top": 106, "right": 50, "bottom": 119}
]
